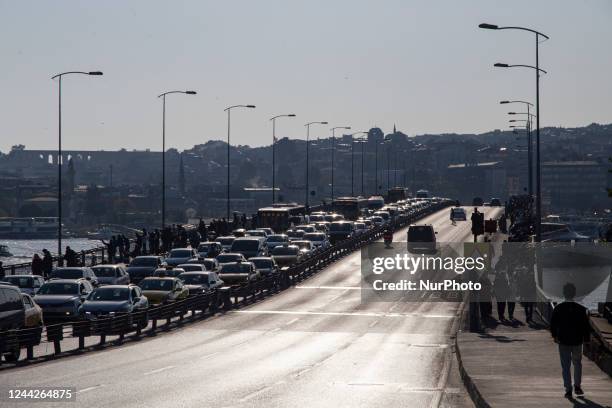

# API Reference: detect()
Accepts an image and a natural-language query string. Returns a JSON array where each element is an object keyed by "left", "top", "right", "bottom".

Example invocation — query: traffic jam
[{"left": 0, "top": 191, "right": 447, "bottom": 362}]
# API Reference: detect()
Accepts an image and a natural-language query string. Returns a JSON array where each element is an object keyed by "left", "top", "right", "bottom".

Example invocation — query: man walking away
[{"left": 550, "top": 283, "right": 591, "bottom": 399}]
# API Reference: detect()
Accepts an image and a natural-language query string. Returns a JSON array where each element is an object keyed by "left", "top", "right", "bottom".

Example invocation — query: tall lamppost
[
  {"left": 158, "top": 90, "right": 197, "bottom": 228},
  {"left": 479, "top": 22, "right": 549, "bottom": 241},
  {"left": 270, "top": 114, "right": 296, "bottom": 203},
  {"left": 349, "top": 131, "right": 368, "bottom": 197},
  {"left": 502, "top": 100, "right": 534, "bottom": 196},
  {"left": 51, "top": 70, "right": 103, "bottom": 258},
  {"left": 304, "top": 121, "right": 328, "bottom": 207},
  {"left": 224, "top": 104, "right": 256, "bottom": 220},
  {"left": 330, "top": 126, "right": 351, "bottom": 201},
  {"left": 509, "top": 124, "right": 531, "bottom": 193}
]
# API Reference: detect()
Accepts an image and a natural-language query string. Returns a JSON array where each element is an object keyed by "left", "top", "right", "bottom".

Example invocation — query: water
[{"left": 0, "top": 238, "right": 104, "bottom": 265}]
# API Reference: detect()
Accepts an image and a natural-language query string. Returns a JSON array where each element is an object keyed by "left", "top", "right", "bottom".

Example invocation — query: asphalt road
[{"left": 1, "top": 206, "right": 501, "bottom": 408}]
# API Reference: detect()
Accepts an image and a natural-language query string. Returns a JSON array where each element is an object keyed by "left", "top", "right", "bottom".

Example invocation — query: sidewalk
[{"left": 457, "top": 306, "right": 612, "bottom": 408}]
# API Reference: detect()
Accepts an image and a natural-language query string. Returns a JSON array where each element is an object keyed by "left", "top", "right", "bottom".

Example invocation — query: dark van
[{"left": 407, "top": 225, "right": 437, "bottom": 254}]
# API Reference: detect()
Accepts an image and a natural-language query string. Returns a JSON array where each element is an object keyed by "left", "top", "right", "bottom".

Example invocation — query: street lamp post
[
  {"left": 305, "top": 121, "right": 328, "bottom": 207},
  {"left": 51, "top": 70, "right": 103, "bottom": 259},
  {"left": 330, "top": 126, "right": 351, "bottom": 201},
  {"left": 224, "top": 104, "right": 256, "bottom": 220},
  {"left": 270, "top": 114, "right": 296, "bottom": 203},
  {"left": 502, "top": 100, "right": 534, "bottom": 196},
  {"left": 158, "top": 90, "right": 197, "bottom": 229},
  {"left": 480, "top": 22, "right": 549, "bottom": 241}
]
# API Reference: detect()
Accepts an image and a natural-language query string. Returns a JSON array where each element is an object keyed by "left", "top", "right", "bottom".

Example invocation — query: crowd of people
[
  {"left": 28, "top": 215, "right": 259, "bottom": 269},
  {"left": 476, "top": 241, "right": 537, "bottom": 324}
]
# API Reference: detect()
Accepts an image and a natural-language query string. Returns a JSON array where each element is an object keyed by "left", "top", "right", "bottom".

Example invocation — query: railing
[{"left": 0, "top": 200, "right": 452, "bottom": 367}]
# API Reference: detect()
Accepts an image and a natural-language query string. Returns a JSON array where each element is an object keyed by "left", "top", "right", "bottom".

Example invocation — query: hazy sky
[{"left": 1, "top": 0, "right": 611, "bottom": 153}]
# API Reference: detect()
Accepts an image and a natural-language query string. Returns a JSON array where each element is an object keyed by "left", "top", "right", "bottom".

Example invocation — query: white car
[
  {"left": 303, "top": 232, "right": 331, "bottom": 250},
  {"left": 266, "top": 234, "right": 290, "bottom": 250}
]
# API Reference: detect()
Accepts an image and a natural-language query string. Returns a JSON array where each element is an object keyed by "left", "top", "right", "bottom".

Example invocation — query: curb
[{"left": 454, "top": 333, "right": 491, "bottom": 408}]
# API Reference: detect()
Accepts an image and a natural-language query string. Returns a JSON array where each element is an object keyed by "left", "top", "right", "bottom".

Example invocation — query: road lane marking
[
  {"left": 239, "top": 385, "right": 273, "bottom": 402},
  {"left": 143, "top": 365, "right": 175, "bottom": 376},
  {"left": 78, "top": 385, "right": 105, "bottom": 394},
  {"left": 233, "top": 310, "right": 454, "bottom": 318},
  {"left": 285, "top": 318, "right": 299, "bottom": 326},
  {"left": 295, "top": 285, "right": 361, "bottom": 290}
]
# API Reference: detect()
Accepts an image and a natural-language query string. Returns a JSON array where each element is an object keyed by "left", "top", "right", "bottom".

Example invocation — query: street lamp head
[
  {"left": 185, "top": 91, "right": 197, "bottom": 95},
  {"left": 321, "top": 121, "right": 328, "bottom": 125},
  {"left": 500, "top": 101, "right": 510, "bottom": 104},
  {"left": 88, "top": 71, "right": 103, "bottom": 76},
  {"left": 494, "top": 63, "right": 509, "bottom": 68},
  {"left": 508, "top": 112, "right": 517, "bottom": 115},
  {"left": 478, "top": 23, "right": 499, "bottom": 30},
  {"left": 344, "top": 126, "right": 351, "bottom": 130},
  {"left": 288, "top": 114, "right": 296, "bottom": 117},
  {"left": 246, "top": 105, "right": 256, "bottom": 108}
]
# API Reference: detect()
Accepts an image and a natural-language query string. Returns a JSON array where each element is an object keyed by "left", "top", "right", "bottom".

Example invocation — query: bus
[
  {"left": 257, "top": 204, "right": 306, "bottom": 232},
  {"left": 415, "top": 189, "right": 430, "bottom": 199},
  {"left": 367, "top": 196, "right": 385, "bottom": 211},
  {"left": 387, "top": 187, "right": 409, "bottom": 203},
  {"left": 332, "top": 197, "right": 368, "bottom": 220}
]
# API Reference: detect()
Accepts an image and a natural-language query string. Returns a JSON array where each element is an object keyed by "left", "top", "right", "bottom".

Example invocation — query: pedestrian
[
  {"left": 42, "top": 249, "right": 53, "bottom": 279},
  {"left": 32, "top": 253, "right": 43, "bottom": 276},
  {"left": 0, "top": 261, "right": 4, "bottom": 281},
  {"left": 493, "top": 270, "right": 515, "bottom": 321},
  {"left": 64, "top": 246, "right": 78, "bottom": 267},
  {"left": 550, "top": 283, "right": 590, "bottom": 399}
]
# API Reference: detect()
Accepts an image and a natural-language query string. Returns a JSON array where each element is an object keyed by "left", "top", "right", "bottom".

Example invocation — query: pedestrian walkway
[{"left": 457, "top": 307, "right": 612, "bottom": 408}]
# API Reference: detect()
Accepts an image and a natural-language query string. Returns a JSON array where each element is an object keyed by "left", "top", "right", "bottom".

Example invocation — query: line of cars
[{"left": 1, "top": 198, "right": 445, "bottom": 362}]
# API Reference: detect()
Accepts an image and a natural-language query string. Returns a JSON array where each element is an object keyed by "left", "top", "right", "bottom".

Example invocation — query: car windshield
[
  {"left": 247, "top": 231, "right": 265, "bottom": 236},
  {"left": 309, "top": 215, "right": 325, "bottom": 222},
  {"left": 232, "top": 240, "right": 260, "bottom": 251},
  {"left": 154, "top": 269, "right": 182, "bottom": 277},
  {"left": 197, "top": 244, "right": 214, "bottom": 252},
  {"left": 220, "top": 263, "right": 251, "bottom": 273},
  {"left": 51, "top": 269, "right": 85, "bottom": 279},
  {"left": 251, "top": 259, "right": 272, "bottom": 269},
  {"left": 287, "top": 231, "right": 303, "bottom": 237},
  {"left": 267, "top": 235, "right": 287, "bottom": 242},
  {"left": 304, "top": 233, "right": 325, "bottom": 241},
  {"left": 140, "top": 279, "right": 173, "bottom": 291},
  {"left": 272, "top": 246, "right": 298, "bottom": 255},
  {"left": 92, "top": 267, "right": 117, "bottom": 277},
  {"left": 130, "top": 258, "right": 158, "bottom": 267},
  {"left": 179, "top": 265, "right": 204, "bottom": 272},
  {"left": 408, "top": 226, "right": 433, "bottom": 241},
  {"left": 452, "top": 209, "right": 465, "bottom": 215},
  {"left": 38, "top": 282, "right": 78, "bottom": 295},
  {"left": 179, "top": 274, "right": 208, "bottom": 284},
  {"left": 217, "top": 254, "right": 241, "bottom": 263},
  {"left": 3, "top": 276, "right": 34, "bottom": 288},
  {"left": 169, "top": 249, "right": 192, "bottom": 258},
  {"left": 89, "top": 287, "right": 129, "bottom": 301},
  {"left": 217, "top": 237, "right": 234, "bottom": 245},
  {"left": 330, "top": 223, "right": 352, "bottom": 232}
]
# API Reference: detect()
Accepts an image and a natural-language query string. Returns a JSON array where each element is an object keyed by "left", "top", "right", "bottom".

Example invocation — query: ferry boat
[{"left": 0, "top": 217, "right": 61, "bottom": 239}]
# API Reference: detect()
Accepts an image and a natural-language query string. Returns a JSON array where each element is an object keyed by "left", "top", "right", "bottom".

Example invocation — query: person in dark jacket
[
  {"left": 41, "top": 249, "right": 53, "bottom": 279},
  {"left": 550, "top": 283, "right": 591, "bottom": 399},
  {"left": 31, "top": 253, "right": 43, "bottom": 276}
]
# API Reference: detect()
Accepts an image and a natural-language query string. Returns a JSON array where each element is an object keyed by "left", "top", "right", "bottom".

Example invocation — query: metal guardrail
[{"left": 0, "top": 201, "right": 452, "bottom": 367}]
